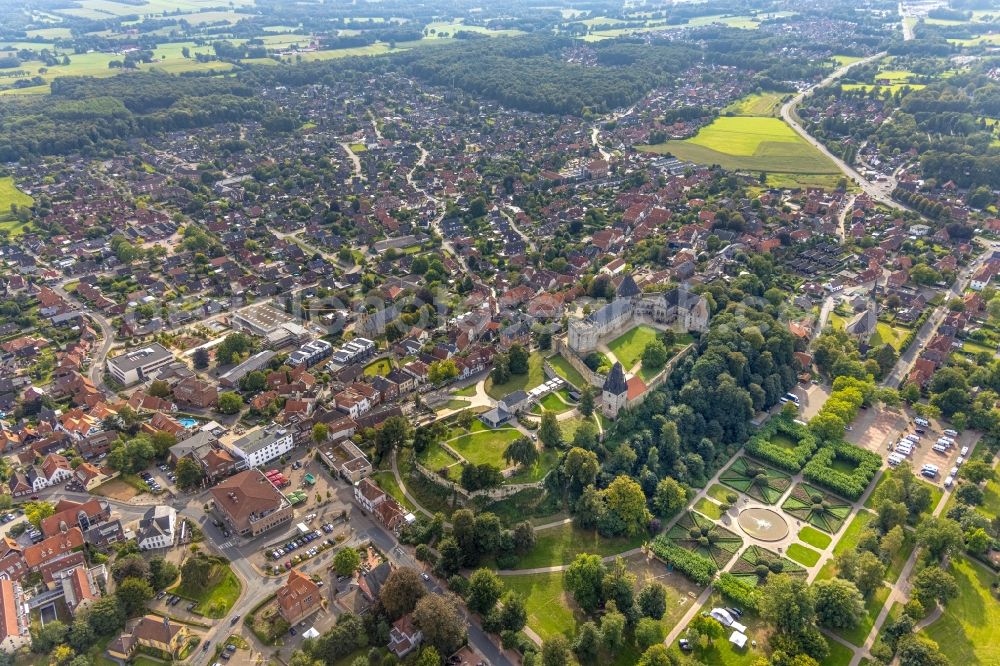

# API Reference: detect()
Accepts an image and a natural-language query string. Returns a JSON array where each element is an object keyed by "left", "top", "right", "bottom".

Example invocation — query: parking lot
[
  {"left": 847, "top": 405, "right": 980, "bottom": 487},
  {"left": 789, "top": 382, "right": 832, "bottom": 421}
]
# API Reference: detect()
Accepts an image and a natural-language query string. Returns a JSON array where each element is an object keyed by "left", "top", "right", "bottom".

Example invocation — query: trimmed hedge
[
  {"left": 745, "top": 417, "right": 817, "bottom": 472},
  {"left": 713, "top": 572, "right": 761, "bottom": 611},
  {"left": 649, "top": 536, "right": 717, "bottom": 586},
  {"left": 802, "top": 440, "right": 881, "bottom": 500}
]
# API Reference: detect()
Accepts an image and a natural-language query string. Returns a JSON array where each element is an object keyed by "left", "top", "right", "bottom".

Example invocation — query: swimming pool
[{"left": 178, "top": 418, "right": 198, "bottom": 428}]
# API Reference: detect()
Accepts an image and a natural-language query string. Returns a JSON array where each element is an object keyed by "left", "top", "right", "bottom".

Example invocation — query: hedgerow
[
  {"left": 649, "top": 536, "right": 717, "bottom": 586},
  {"left": 802, "top": 440, "right": 881, "bottom": 500},
  {"left": 745, "top": 416, "right": 817, "bottom": 472},
  {"left": 713, "top": 572, "right": 761, "bottom": 611}
]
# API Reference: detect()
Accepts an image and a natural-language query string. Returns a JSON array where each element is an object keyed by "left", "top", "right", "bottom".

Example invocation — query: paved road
[
  {"left": 780, "top": 53, "right": 905, "bottom": 211},
  {"left": 883, "top": 248, "right": 991, "bottom": 388},
  {"left": 53, "top": 281, "right": 116, "bottom": 396}
]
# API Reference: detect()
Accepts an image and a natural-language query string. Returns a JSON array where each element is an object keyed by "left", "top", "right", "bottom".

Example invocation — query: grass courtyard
[
  {"left": 607, "top": 324, "right": 660, "bottom": 369},
  {"left": 922, "top": 556, "right": 1000, "bottom": 665},
  {"left": 639, "top": 116, "right": 840, "bottom": 175},
  {"left": 363, "top": 358, "right": 393, "bottom": 376}
]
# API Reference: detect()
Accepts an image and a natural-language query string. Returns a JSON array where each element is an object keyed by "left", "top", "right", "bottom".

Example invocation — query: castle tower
[{"left": 601, "top": 362, "right": 629, "bottom": 419}]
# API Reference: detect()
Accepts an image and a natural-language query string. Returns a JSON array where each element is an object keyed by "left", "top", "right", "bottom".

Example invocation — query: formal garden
[
  {"left": 720, "top": 456, "right": 792, "bottom": 504},
  {"left": 745, "top": 415, "right": 818, "bottom": 472},
  {"left": 728, "top": 545, "right": 806, "bottom": 586},
  {"left": 664, "top": 511, "right": 743, "bottom": 569},
  {"left": 781, "top": 483, "right": 853, "bottom": 533}
]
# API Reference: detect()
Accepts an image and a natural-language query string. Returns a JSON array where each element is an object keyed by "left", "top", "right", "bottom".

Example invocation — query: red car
[
  {"left": 29, "top": 495, "right": 38, "bottom": 500},
  {"left": 284, "top": 561, "right": 292, "bottom": 569}
]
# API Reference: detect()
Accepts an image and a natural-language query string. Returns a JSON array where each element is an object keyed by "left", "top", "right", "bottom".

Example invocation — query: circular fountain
[{"left": 737, "top": 507, "right": 789, "bottom": 542}]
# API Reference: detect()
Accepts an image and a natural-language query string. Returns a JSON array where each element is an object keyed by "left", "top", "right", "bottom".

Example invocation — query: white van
[
  {"left": 944, "top": 475, "right": 955, "bottom": 488},
  {"left": 915, "top": 417, "right": 930, "bottom": 427},
  {"left": 932, "top": 443, "right": 948, "bottom": 454},
  {"left": 896, "top": 443, "right": 913, "bottom": 455},
  {"left": 943, "top": 429, "right": 958, "bottom": 437},
  {"left": 905, "top": 434, "right": 920, "bottom": 443},
  {"left": 921, "top": 464, "right": 939, "bottom": 478},
  {"left": 887, "top": 452, "right": 905, "bottom": 466}
]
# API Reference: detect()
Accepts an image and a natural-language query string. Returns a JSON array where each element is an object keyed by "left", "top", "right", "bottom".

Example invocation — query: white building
[
  {"left": 107, "top": 343, "right": 174, "bottom": 386},
  {"left": 224, "top": 424, "right": 295, "bottom": 469},
  {"left": 137, "top": 505, "right": 176, "bottom": 551}
]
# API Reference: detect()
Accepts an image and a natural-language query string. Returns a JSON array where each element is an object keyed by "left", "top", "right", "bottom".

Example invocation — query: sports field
[{"left": 639, "top": 116, "right": 839, "bottom": 175}]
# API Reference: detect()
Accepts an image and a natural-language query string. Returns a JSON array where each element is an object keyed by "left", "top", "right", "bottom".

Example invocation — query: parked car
[
  {"left": 679, "top": 639, "right": 692, "bottom": 652},
  {"left": 421, "top": 573, "right": 430, "bottom": 581}
]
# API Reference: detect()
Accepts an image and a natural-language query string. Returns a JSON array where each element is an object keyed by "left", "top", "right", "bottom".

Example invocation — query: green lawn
[
  {"left": 693, "top": 497, "right": 723, "bottom": 520},
  {"left": 833, "top": 510, "right": 876, "bottom": 555},
  {"left": 707, "top": 484, "right": 734, "bottom": 504},
  {"left": 817, "top": 510, "right": 881, "bottom": 581},
  {"left": 639, "top": 116, "right": 840, "bottom": 175},
  {"left": 981, "top": 476, "right": 1000, "bottom": 519},
  {"left": 446, "top": 428, "right": 522, "bottom": 468},
  {"left": 372, "top": 471, "right": 416, "bottom": 512},
  {"left": 684, "top": 592, "right": 767, "bottom": 665},
  {"left": 556, "top": 416, "right": 592, "bottom": 442},
  {"left": 363, "top": 358, "right": 393, "bottom": 377},
  {"left": 170, "top": 562, "right": 241, "bottom": 618},
  {"left": 507, "top": 523, "right": 645, "bottom": 570},
  {"left": 885, "top": 529, "right": 916, "bottom": 583},
  {"left": 798, "top": 525, "right": 833, "bottom": 549},
  {"left": 822, "top": 635, "right": 855, "bottom": 666},
  {"left": 442, "top": 399, "right": 471, "bottom": 410},
  {"left": 922, "top": 556, "right": 1000, "bottom": 665},
  {"left": 534, "top": 391, "right": 575, "bottom": 414},
  {"left": 607, "top": 324, "right": 661, "bottom": 369},
  {"left": 485, "top": 352, "right": 546, "bottom": 399},
  {"left": 417, "top": 442, "right": 461, "bottom": 471},
  {"left": 504, "top": 571, "right": 584, "bottom": 640},
  {"left": 546, "top": 353, "right": 589, "bottom": 389},
  {"left": 832, "top": 584, "right": 889, "bottom": 647},
  {"left": 452, "top": 384, "right": 478, "bottom": 397},
  {"left": 506, "top": 447, "right": 561, "bottom": 485},
  {"left": 786, "top": 543, "right": 821, "bottom": 567}
]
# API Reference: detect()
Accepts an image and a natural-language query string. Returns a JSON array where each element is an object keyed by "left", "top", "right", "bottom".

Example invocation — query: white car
[
  {"left": 960, "top": 446, "right": 970, "bottom": 456},
  {"left": 943, "top": 429, "right": 958, "bottom": 437},
  {"left": 956, "top": 456, "right": 965, "bottom": 467}
]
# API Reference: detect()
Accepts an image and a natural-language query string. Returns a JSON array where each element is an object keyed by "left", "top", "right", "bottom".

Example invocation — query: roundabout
[{"left": 737, "top": 507, "right": 789, "bottom": 542}]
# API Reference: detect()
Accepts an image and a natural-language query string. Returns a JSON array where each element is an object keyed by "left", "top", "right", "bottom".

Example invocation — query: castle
[{"left": 568, "top": 275, "right": 710, "bottom": 354}]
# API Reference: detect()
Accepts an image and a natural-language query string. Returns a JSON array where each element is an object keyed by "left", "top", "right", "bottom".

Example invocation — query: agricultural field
[
  {"left": 724, "top": 92, "right": 786, "bottom": 117},
  {"left": 0, "top": 177, "right": 34, "bottom": 237},
  {"left": 423, "top": 20, "right": 526, "bottom": 39},
  {"left": 639, "top": 116, "right": 840, "bottom": 176}
]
